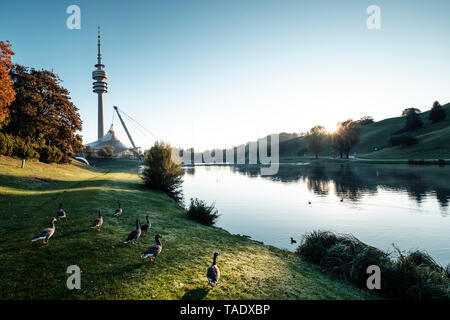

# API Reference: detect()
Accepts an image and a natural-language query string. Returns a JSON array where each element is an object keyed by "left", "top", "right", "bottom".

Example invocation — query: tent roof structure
[{"left": 85, "top": 124, "right": 129, "bottom": 154}]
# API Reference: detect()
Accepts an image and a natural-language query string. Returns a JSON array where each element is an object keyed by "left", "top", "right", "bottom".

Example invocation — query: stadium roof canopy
[{"left": 84, "top": 124, "right": 129, "bottom": 154}]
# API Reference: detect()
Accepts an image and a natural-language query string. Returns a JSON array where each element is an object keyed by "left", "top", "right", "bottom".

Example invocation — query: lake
[{"left": 182, "top": 163, "right": 450, "bottom": 266}]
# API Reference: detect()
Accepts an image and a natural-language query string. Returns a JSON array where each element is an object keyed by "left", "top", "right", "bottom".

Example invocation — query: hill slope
[
  {"left": 273, "top": 103, "right": 450, "bottom": 160},
  {"left": 0, "top": 156, "right": 372, "bottom": 300},
  {"left": 357, "top": 103, "right": 450, "bottom": 159}
]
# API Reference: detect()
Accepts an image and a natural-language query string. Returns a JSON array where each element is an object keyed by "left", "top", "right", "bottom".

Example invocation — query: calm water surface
[{"left": 182, "top": 163, "right": 450, "bottom": 266}]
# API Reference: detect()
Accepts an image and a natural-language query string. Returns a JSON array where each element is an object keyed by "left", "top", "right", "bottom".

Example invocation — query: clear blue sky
[{"left": 2, "top": 0, "right": 450, "bottom": 151}]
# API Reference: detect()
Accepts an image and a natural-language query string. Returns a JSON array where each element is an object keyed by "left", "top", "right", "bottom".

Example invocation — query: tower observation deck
[{"left": 92, "top": 26, "right": 108, "bottom": 139}]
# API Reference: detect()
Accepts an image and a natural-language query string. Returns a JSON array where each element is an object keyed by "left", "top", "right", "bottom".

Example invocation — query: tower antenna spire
[
  {"left": 93, "top": 26, "right": 108, "bottom": 139},
  {"left": 97, "top": 25, "right": 102, "bottom": 64}
]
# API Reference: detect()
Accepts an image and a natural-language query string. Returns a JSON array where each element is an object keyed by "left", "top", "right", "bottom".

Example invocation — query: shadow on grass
[
  {"left": 181, "top": 287, "right": 209, "bottom": 300},
  {"left": 112, "top": 263, "right": 143, "bottom": 276}
]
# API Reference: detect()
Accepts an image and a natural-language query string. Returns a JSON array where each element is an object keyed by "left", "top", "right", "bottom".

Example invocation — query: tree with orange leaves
[{"left": 0, "top": 40, "right": 15, "bottom": 123}]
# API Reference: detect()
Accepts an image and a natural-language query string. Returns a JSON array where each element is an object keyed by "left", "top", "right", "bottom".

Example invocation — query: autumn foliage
[
  {"left": 0, "top": 41, "right": 16, "bottom": 123},
  {"left": 2, "top": 65, "right": 83, "bottom": 162}
]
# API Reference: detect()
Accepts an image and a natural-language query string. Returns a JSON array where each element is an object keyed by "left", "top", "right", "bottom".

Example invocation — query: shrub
[
  {"left": 384, "top": 249, "right": 449, "bottom": 300},
  {"left": 12, "top": 137, "right": 39, "bottom": 160},
  {"left": 36, "top": 143, "right": 63, "bottom": 164},
  {"left": 0, "top": 132, "right": 14, "bottom": 156},
  {"left": 0, "top": 133, "right": 38, "bottom": 160},
  {"left": 296, "top": 231, "right": 342, "bottom": 264},
  {"left": 350, "top": 246, "right": 390, "bottom": 288},
  {"left": 390, "top": 134, "right": 418, "bottom": 147},
  {"left": 186, "top": 198, "right": 220, "bottom": 226},
  {"left": 320, "top": 243, "right": 353, "bottom": 280},
  {"left": 403, "top": 250, "right": 443, "bottom": 272},
  {"left": 0, "top": 132, "right": 69, "bottom": 163},
  {"left": 98, "top": 145, "right": 114, "bottom": 158},
  {"left": 296, "top": 230, "right": 450, "bottom": 299},
  {"left": 296, "top": 230, "right": 362, "bottom": 264},
  {"left": 141, "top": 141, "right": 184, "bottom": 203}
]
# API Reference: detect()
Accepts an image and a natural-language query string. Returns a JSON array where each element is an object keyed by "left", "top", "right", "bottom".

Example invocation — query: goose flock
[{"left": 31, "top": 202, "right": 221, "bottom": 287}]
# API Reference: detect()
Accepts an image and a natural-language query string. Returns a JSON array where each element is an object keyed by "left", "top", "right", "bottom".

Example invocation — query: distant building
[{"left": 85, "top": 124, "right": 131, "bottom": 156}]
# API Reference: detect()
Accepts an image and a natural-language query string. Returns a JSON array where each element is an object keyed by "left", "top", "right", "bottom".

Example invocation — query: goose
[
  {"left": 113, "top": 203, "right": 123, "bottom": 216},
  {"left": 57, "top": 203, "right": 66, "bottom": 219},
  {"left": 290, "top": 237, "right": 297, "bottom": 244},
  {"left": 206, "top": 252, "right": 221, "bottom": 286},
  {"left": 141, "top": 234, "right": 162, "bottom": 262},
  {"left": 32, "top": 218, "right": 57, "bottom": 244},
  {"left": 124, "top": 219, "right": 141, "bottom": 244},
  {"left": 90, "top": 210, "right": 103, "bottom": 230},
  {"left": 141, "top": 215, "right": 151, "bottom": 233}
]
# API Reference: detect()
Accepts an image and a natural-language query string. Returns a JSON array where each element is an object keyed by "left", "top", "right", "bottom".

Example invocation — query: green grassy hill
[
  {"left": 0, "top": 156, "right": 372, "bottom": 300},
  {"left": 274, "top": 103, "right": 450, "bottom": 160},
  {"left": 357, "top": 103, "right": 450, "bottom": 159}
]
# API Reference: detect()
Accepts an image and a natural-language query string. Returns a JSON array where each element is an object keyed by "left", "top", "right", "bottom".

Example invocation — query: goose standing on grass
[
  {"left": 207, "top": 252, "right": 221, "bottom": 286},
  {"left": 290, "top": 237, "right": 297, "bottom": 244},
  {"left": 124, "top": 219, "right": 141, "bottom": 244},
  {"left": 32, "top": 218, "right": 57, "bottom": 244},
  {"left": 90, "top": 210, "right": 103, "bottom": 230},
  {"left": 141, "top": 234, "right": 162, "bottom": 262},
  {"left": 141, "top": 215, "right": 151, "bottom": 234},
  {"left": 113, "top": 203, "right": 123, "bottom": 216},
  {"left": 57, "top": 203, "right": 66, "bottom": 219}
]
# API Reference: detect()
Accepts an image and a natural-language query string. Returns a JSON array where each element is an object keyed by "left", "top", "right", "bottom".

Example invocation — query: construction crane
[{"left": 113, "top": 106, "right": 143, "bottom": 159}]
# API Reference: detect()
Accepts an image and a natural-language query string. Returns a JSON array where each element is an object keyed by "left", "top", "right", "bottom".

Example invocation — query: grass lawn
[{"left": 0, "top": 156, "right": 374, "bottom": 300}]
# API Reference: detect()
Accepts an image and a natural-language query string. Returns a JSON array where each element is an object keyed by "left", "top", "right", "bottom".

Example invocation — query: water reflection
[
  {"left": 227, "top": 163, "right": 450, "bottom": 211},
  {"left": 182, "top": 163, "right": 450, "bottom": 264}
]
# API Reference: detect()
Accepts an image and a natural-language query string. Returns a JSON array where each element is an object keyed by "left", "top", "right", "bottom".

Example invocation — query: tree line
[
  {"left": 304, "top": 119, "right": 363, "bottom": 159},
  {"left": 0, "top": 41, "right": 82, "bottom": 164}
]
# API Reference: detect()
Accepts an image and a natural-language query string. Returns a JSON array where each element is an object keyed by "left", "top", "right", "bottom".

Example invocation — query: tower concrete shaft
[{"left": 92, "top": 26, "right": 108, "bottom": 139}]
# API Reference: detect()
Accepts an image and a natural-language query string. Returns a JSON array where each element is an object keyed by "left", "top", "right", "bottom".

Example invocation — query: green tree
[
  {"left": 356, "top": 116, "right": 374, "bottom": 126},
  {"left": 330, "top": 120, "right": 362, "bottom": 159},
  {"left": 98, "top": 145, "right": 114, "bottom": 157},
  {"left": 402, "top": 108, "right": 421, "bottom": 116},
  {"left": 305, "top": 125, "right": 328, "bottom": 158},
  {"left": 403, "top": 108, "right": 423, "bottom": 131},
  {"left": 429, "top": 101, "right": 446, "bottom": 123},
  {"left": 141, "top": 141, "right": 184, "bottom": 203},
  {"left": 3, "top": 65, "right": 82, "bottom": 162}
]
